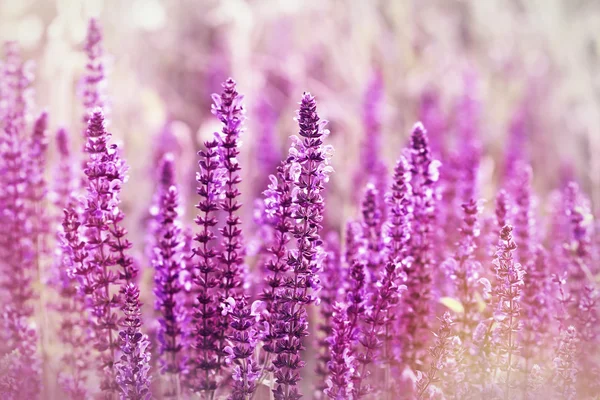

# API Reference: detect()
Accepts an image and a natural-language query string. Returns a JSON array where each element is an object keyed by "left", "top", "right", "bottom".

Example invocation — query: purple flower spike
[
  {"left": 75, "top": 109, "right": 135, "bottom": 393},
  {"left": 189, "top": 138, "right": 222, "bottom": 393},
  {"left": 512, "top": 164, "right": 535, "bottom": 267},
  {"left": 400, "top": 122, "right": 440, "bottom": 369},
  {"left": 212, "top": 77, "right": 246, "bottom": 322},
  {"left": 360, "top": 183, "right": 384, "bottom": 289},
  {"left": 385, "top": 155, "right": 412, "bottom": 263},
  {"left": 491, "top": 225, "right": 524, "bottom": 399},
  {"left": 552, "top": 326, "right": 578, "bottom": 400},
  {"left": 82, "top": 18, "right": 107, "bottom": 123},
  {"left": 56, "top": 201, "right": 91, "bottom": 399},
  {"left": 116, "top": 283, "right": 152, "bottom": 400},
  {"left": 325, "top": 302, "right": 356, "bottom": 400},
  {"left": 416, "top": 312, "right": 456, "bottom": 399},
  {"left": 152, "top": 154, "right": 185, "bottom": 395},
  {"left": 354, "top": 259, "right": 407, "bottom": 398},
  {"left": 224, "top": 297, "right": 261, "bottom": 400},
  {"left": 271, "top": 92, "right": 332, "bottom": 400}
]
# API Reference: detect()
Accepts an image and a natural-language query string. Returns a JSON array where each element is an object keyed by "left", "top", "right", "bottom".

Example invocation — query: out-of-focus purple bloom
[
  {"left": 442, "top": 199, "right": 482, "bottom": 342},
  {"left": 353, "top": 259, "right": 407, "bottom": 398},
  {"left": 116, "top": 283, "right": 152, "bottom": 400},
  {"left": 552, "top": 326, "right": 578, "bottom": 400},
  {"left": 512, "top": 164, "right": 535, "bottom": 266},
  {"left": 400, "top": 122, "right": 440, "bottom": 369},
  {"left": 418, "top": 87, "right": 446, "bottom": 158},
  {"left": 271, "top": 93, "right": 332, "bottom": 400},
  {"left": 325, "top": 302, "right": 356, "bottom": 400},
  {"left": 0, "top": 308, "right": 41, "bottom": 399},
  {"left": 416, "top": 312, "right": 455, "bottom": 400},
  {"left": 56, "top": 200, "right": 91, "bottom": 399},
  {"left": 490, "top": 225, "right": 524, "bottom": 399},
  {"left": 354, "top": 70, "right": 387, "bottom": 203},
  {"left": 315, "top": 234, "right": 344, "bottom": 398},
  {"left": 360, "top": 184, "right": 384, "bottom": 289},
  {"left": 151, "top": 154, "right": 186, "bottom": 395},
  {"left": 384, "top": 155, "right": 412, "bottom": 263},
  {"left": 81, "top": 18, "right": 107, "bottom": 124}
]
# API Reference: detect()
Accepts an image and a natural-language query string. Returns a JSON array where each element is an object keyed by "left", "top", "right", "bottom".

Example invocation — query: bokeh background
[
  {"left": 2, "top": 0, "right": 600, "bottom": 228},
  {"left": 3, "top": 0, "right": 600, "bottom": 396}
]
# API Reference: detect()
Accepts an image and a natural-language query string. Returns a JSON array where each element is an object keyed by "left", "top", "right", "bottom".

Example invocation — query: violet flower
[
  {"left": 512, "top": 164, "right": 535, "bottom": 266},
  {"left": 151, "top": 154, "right": 185, "bottom": 395},
  {"left": 189, "top": 138, "right": 222, "bottom": 393},
  {"left": 400, "top": 122, "right": 440, "bottom": 369},
  {"left": 116, "top": 283, "right": 152, "bottom": 400},
  {"left": 314, "top": 234, "right": 344, "bottom": 398},
  {"left": 223, "top": 296, "right": 262, "bottom": 400},
  {"left": 56, "top": 201, "right": 92, "bottom": 399},
  {"left": 76, "top": 109, "right": 135, "bottom": 393},
  {"left": 490, "top": 225, "right": 524, "bottom": 399},
  {"left": 416, "top": 312, "right": 456, "bottom": 399},
  {"left": 360, "top": 184, "right": 385, "bottom": 290},
  {"left": 384, "top": 155, "right": 412, "bottom": 263},
  {"left": 353, "top": 259, "right": 407, "bottom": 398},
  {"left": 354, "top": 70, "right": 387, "bottom": 203},
  {"left": 443, "top": 199, "right": 482, "bottom": 342},
  {"left": 271, "top": 93, "right": 332, "bottom": 400},
  {"left": 552, "top": 326, "right": 578, "bottom": 400},
  {"left": 82, "top": 18, "right": 107, "bottom": 123},
  {"left": 324, "top": 302, "right": 356, "bottom": 400}
]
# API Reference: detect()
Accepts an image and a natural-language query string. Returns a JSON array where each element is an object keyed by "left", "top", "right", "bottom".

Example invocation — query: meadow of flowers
[{"left": 0, "top": 1, "right": 599, "bottom": 399}]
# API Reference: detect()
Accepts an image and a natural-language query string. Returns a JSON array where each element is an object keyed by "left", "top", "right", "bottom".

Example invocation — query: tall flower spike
[
  {"left": 189, "top": 138, "right": 223, "bottom": 393},
  {"left": 82, "top": 18, "right": 107, "bottom": 123},
  {"left": 416, "top": 312, "right": 456, "bottom": 399},
  {"left": 211, "top": 78, "right": 247, "bottom": 385},
  {"left": 354, "top": 70, "right": 387, "bottom": 203},
  {"left": 385, "top": 155, "right": 412, "bottom": 263},
  {"left": 552, "top": 326, "right": 578, "bottom": 400},
  {"left": 512, "top": 163, "right": 535, "bottom": 266},
  {"left": 271, "top": 93, "right": 332, "bottom": 400},
  {"left": 324, "top": 302, "right": 356, "bottom": 400},
  {"left": 77, "top": 109, "right": 134, "bottom": 393},
  {"left": 116, "top": 283, "right": 152, "bottom": 400},
  {"left": 400, "top": 122, "right": 440, "bottom": 369},
  {"left": 443, "top": 199, "right": 482, "bottom": 342},
  {"left": 360, "top": 183, "right": 384, "bottom": 289},
  {"left": 490, "top": 225, "right": 524, "bottom": 399},
  {"left": 56, "top": 200, "right": 91, "bottom": 399},
  {"left": 353, "top": 259, "right": 407, "bottom": 398},
  {"left": 152, "top": 154, "right": 185, "bottom": 396},
  {"left": 314, "top": 234, "right": 344, "bottom": 398}
]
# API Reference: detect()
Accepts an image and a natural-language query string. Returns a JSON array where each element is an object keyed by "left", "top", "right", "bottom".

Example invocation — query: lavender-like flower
[
  {"left": 512, "top": 164, "right": 535, "bottom": 266},
  {"left": 490, "top": 225, "right": 524, "bottom": 399},
  {"left": 400, "top": 122, "right": 440, "bottom": 369},
  {"left": 56, "top": 201, "right": 91, "bottom": 399},
  {"left": 552, "top": 326, "right": 578, "bottom": 400},
  {"left": 314, "top": 234, "right": 344, "bottom": 398},
  {"left": 189, "top": 138, "right": 222, "bottom": 393},
  {"left": 82, "top": 18, "right": 107, "bottom": 123},
  {"left": 384, "top": 156, "right": 412, "bottom": 263},
  {"left": 416, "top": 312, "right": 455, "bottom": 399},
  {"left": 443, "top": 199, "right": 482, "bottom": 342},
  {"left": 353, "top": 259, "right": 406, "bottom": 398},
  {"left": 325, "top": 302, "right": 356, "bottom": 400},
  {"left": 223, "top": 296, "right": 261, "bottom": 400},
  {"left": 354, "top": 70, "right": 387, "bottom": 202},
  {"left": 152, "top": 154, "right": 185, "bottom": 396},
  {"left": 76, "top": 109, "right": 135, "bottom": 393},
  {"left": 360, "top": 183, "right": 384, "bottom": 290},
  {"left": 212, "top": 81, "right": 247, "bottom": 373},
  {"left": 116, "top": 283, "right": 152, "bottom": 400},
  {"left": 271, "top": 93, "right": 332, "bottom": 400}
]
